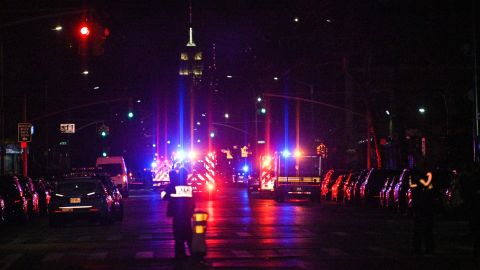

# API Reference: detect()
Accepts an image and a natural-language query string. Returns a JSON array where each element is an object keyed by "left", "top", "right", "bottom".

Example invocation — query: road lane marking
[
  {"left": 41, "top": 253, "right": 64, "bottom": 262},
  {"left": 135, "top": 251, "right": 154, "bottom": 259},
  {"left": 236, "top": 232, "right": 251, "bottom": 237},
  {"left": 333, "top": 232, "right": 349, "bottom": 237},
  {"left": 322, "top": 248, "right": 348, "bottom": 256},
  {"left": 232, "top": 250, "right": 254, "bottom": 258},
  {"left": 0, "top": 254, "right": 22, "bottom": 270},
  {"left": 88, "top": 252, "right": 108, "bottom": 261}
]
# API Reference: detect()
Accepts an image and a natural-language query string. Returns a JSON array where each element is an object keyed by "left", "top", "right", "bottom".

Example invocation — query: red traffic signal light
[{"left": 79, "top": 25, "right": 90, "bottom": 38}]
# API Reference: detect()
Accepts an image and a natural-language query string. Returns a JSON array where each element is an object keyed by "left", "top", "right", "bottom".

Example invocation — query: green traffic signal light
[
  {"left": 128, "top": 112, "right": 134, "bottom": 119},
  {"left": 260, "top": 108, "right": 266, "bottom": 114},
  {"left": 101, "top": 131, "right": 107, "bottom": 137},
  {"left": 102, "top": 152, "right": 107, "bottom": 157}
]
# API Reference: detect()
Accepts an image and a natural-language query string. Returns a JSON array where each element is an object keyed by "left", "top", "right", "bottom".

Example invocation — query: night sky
[{"left": 0, "top": 0, "right": 476, "bottom": 173}]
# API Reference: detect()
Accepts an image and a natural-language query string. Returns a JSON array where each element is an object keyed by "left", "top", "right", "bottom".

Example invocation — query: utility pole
[
  {"left": 473, "top": 0, "right": 479, "bottom": 163},
  {"left": 0, "top": 41, "right": 4, "bottom": 175},
  {"left": 22, "top": 94, "right": 28, "bottom": 177}
]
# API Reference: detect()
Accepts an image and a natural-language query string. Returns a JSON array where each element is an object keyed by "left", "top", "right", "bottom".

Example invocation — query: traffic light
[
  {"left": 79, "top": 25, "right": 91, "bottom": 38},
  {"left": 77, "top": 22, "right": 109, "bottom": 56},
  {"left": 316, "top": 143, "right": 327, "bottom": 158},
  {"left": 98, "top": 124, "right": 109, "bottom": 137},
  {"left": 128, "top": 111, "right": 134, "bottom": 119},
  {"left": 102, "top": 151, "right": 108, "bottom": 157}
]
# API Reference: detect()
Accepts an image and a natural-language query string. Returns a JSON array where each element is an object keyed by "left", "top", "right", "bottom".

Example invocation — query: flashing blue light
[
  {"left": 282, "top": 150, "right": 291, "bottom": 157},
  {"left": 242, "top": 165, "right": 249, "bottom": 173}
]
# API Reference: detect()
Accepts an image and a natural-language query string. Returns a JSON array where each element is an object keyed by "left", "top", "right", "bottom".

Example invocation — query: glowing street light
[
  {"left": 260, "top": 108, "right": 267, "bottom": 114},
  {"left": 273, "top": 77, "right": 279, "bottom": 81},
  {"left": 226, "top": 75, "right": 233, "bottom": 78},
  {"left": 82, "top": 70, "right": 89, "bottom": 75},
  {"left": 210, "top": 132, "right": 215, "bottom": 138},
  {"left": 224, "top": 113, "right": 229, "bottom": 119},
  {"left": 257, "top": 97, "right": 262, "bottom": 102},
  {"left": 52, "top": 25, "right": 62, "bottom": 31},
  {"left": 293, "top": 17, "right": 299, "bottom": 22},
  {"left": 418, "top": 107, "right": 426, "bottom": 114},
  {"left": 385, "top": 110, "right": 390, "bottom": 116}
]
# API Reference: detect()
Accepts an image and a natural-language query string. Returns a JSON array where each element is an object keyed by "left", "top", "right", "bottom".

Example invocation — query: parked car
[
  {"left": 0, "top": 175, "right": 29, "bottom": 223},
  {"left": 33, "top": 178, "right": 51, "bottom": 216},
  {"left": 393, "top": 169, "right": 412, "bottom": 214},
  {"left": 97, "top": 174, "right": 124, "bottom": 221},
  {"left": 247, "top": 173, "right": 261, "bottom": 196},
  {"left": 64, "top": 169, "right": 124, "bottom": 221},
  {"left": 0, "top": 195, "right": 5, "bottom": 225},
  {"left": 352, "top": 170, "right": 369, "bottom": 203},
  {"left": 384, "top": 175, "right": 400, "bottom": 209},
  {"left": 320, "top": 170, "right": 334, "bottom": 200},
  {"left": 128, "top": 170, "right": 153, "bottom": 189},
  {"left": 379, "top": 175, "right": 400, "bottom": 208},
  {"left": 332, "top": 173, "right": 351, "bottom": 202},
  {"left": 49, "top": 176, "right": 114, "bottom": 226},
  {"left": 19, "top": 177, "right": 40, "bottom": 218},
  {"left": 343, "top": 171, "right": 364, "bottom": 203},
  {"left": 360, "top": 169, "right": 398, "bottom": 206}
]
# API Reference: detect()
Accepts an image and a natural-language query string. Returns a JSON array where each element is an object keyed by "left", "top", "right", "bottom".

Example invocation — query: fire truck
[
  {"left": 258, "top": 153, "right": 322, "bottom": 202},
  {"left": 174, "top": 151, "right": 219, "bottom": 200},
  {"left": 151, "top": 159, "right": 173, "bottom": 189}
]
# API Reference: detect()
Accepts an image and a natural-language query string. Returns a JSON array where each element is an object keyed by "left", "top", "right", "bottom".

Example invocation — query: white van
[{"left": 96, "top": 156, "right": 129, "bottom": 197}]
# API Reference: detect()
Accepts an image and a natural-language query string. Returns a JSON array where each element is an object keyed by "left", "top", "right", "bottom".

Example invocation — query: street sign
[
  {"left": 17, "top": 123, "right": 33, "bottom": 142},
  {"left": 60, "top": 123, "right": 76, "bottom": 134}
]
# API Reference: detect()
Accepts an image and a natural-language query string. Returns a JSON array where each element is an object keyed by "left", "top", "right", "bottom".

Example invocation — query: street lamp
[
  {"left": 224, "top": 113, "right": 229, "bottom": 119},
  {"left": 52, "top": 25, "right": 62, "bottom": 31},
  {"left": 82, "top": 70, "right": 89, "bottom": 75},
  {"left": 418, "top": 107, "right": 426, "bottom": 114}
]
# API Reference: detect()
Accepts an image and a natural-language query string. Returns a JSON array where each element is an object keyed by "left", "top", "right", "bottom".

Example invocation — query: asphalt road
[{"left": 0, "top": 186, "right": 476, "bottom": 270}]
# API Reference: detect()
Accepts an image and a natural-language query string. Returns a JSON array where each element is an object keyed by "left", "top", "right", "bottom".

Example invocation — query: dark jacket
[{"left": 165, "top": 169, "right": 195, "bottom": 219}]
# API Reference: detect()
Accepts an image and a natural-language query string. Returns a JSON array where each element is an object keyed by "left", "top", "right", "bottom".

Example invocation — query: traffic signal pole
[{"left": 22, "top": 94, "right": 28, "bottom": 177}]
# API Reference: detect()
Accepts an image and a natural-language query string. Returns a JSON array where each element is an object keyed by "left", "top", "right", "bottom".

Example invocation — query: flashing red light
[{"left": 79, "top": 26, "right": 90, "bottom": 37}]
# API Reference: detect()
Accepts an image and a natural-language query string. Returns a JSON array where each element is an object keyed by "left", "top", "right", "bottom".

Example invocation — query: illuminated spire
[
  {"left": 187, "top": 27, "right": 196, "bottom": 47},
  {"left": 186, "top": 0, "right": 196, "bottom": 47}
]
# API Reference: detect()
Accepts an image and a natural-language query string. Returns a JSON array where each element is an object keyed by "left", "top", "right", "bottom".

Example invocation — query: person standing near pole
[
  {"left": 411, "top": 167, "right": 436, "bottom": 257},
  {"left": 163, "top": 167, "right": 195, "bottom": 261},
  {"left": 419, "top": 169, "right": 435, "bottom": 254}
]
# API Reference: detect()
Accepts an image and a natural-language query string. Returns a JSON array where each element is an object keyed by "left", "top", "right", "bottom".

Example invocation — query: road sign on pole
[
  {"left": 60, "top": 123, "right": 76, "bottom": 134},
  {"left": 17, "top": 123, "right": 32, "bottom": 142}
]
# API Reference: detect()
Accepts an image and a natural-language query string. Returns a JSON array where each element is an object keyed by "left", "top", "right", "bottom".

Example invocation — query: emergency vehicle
[
  {"left": 258, "top": 152, "right": 322, "bottom": 202},
  {"left": 173, "top": 150, "right": 219, "bottom": 200},
  {"left": 151, "top": 159, "right": 173, "bottom": 189}
]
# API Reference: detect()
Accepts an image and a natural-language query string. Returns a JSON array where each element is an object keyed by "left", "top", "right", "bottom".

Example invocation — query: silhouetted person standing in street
[
  {"left": 411, "top": 168, "right": 435, "bottom": 256},
  {"left": 164, "top": 167, "right": 195, "bottom": 260}
]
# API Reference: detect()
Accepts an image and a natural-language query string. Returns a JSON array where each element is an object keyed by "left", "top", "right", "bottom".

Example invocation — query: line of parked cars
[
  {"left": 1, "top": 168, "right": 126, "bottom": 227},
  {"left": 0, "top": 175, "right": 52, "bottom": 225},
  {"left": 318, "top": 168, "right": 462, "bottom": 215}
]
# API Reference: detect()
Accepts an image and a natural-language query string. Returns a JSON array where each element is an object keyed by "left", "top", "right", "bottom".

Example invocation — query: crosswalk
[{"left": 0, "top": 243, "right": 474, "bottom": 270}]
